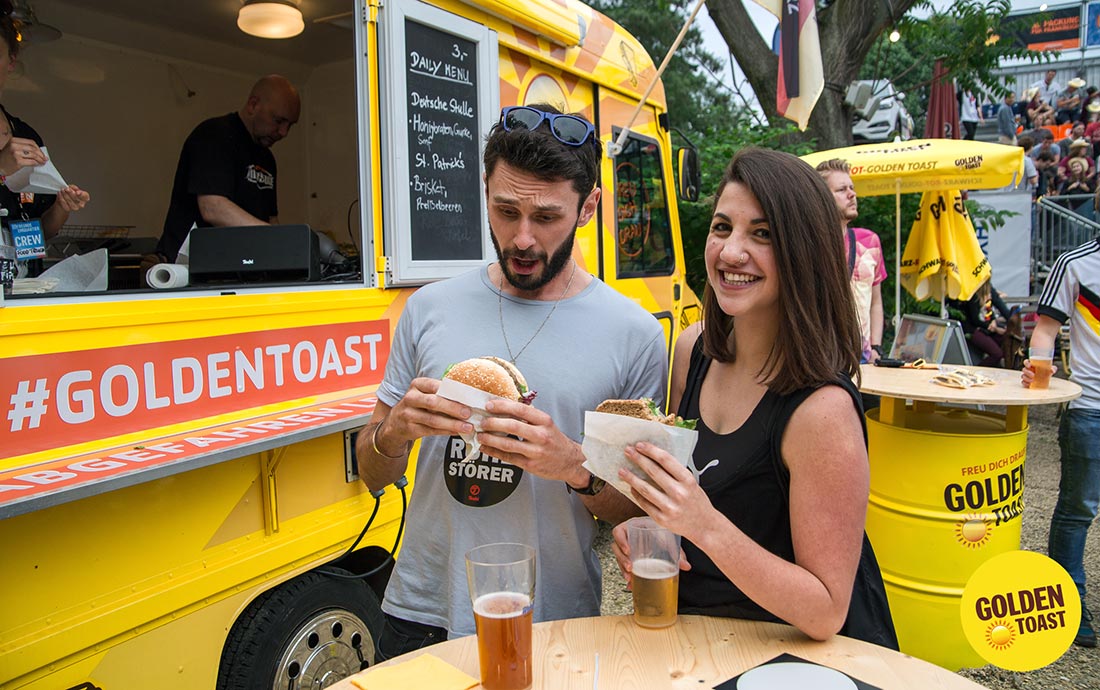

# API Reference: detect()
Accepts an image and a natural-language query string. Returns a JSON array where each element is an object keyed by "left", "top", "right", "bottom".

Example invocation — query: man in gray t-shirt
[
  {"left": 356, "top": 104, "right": 667, "bottom": 659},
  {"left": 997, "top": 92, "right": 1017, "bottom": 145}
]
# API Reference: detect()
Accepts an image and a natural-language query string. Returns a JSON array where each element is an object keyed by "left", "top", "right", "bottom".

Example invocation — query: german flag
[
  {"left": 756, "top": 0, "right": 823, "bottom": 131},
  {"left": 1077, "top": 285, "right": 1100, "bottom": 336}
]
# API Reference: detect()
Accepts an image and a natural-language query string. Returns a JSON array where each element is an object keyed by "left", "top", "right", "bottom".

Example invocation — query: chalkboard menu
[{"left": 405, "top": 20, "right": 482, "bottom": 261}]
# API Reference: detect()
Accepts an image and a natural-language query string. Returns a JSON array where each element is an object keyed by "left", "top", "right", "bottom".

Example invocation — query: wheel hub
[{"left": 274, "top": 610, "right": 375, "bottom": 689}]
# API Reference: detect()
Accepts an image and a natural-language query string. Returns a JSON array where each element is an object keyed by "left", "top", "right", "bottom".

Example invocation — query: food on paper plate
[
  {"left": 595, "top": 398, "right": 697, "bottom": 430},
  {"left": 443, "top": 356, "right": 537, "bottom": 404}
]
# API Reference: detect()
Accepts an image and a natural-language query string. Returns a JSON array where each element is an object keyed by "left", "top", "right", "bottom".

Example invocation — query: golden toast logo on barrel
[{"left": 961, "top": 550, "right": 1079, "bottom": 671}]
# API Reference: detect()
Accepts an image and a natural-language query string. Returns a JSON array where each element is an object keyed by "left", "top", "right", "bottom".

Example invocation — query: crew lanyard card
[{"left": 10, "top": 219, "right": 45, "bottom": 260}]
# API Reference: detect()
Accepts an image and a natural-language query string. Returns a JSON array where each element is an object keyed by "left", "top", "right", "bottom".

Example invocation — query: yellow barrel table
[{"left": 859, "top": 364, "right": 1080, "bottom": 671}]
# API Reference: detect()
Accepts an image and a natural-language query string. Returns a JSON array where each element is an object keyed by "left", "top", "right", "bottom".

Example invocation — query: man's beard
[{"left": 491, "top": 226, "right": 577, "bottom": 291}]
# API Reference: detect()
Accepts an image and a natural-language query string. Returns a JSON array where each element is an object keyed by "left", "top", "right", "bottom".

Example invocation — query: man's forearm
[
  {"left": 357, "top": 417, "right": 411, "bottom": 493},
  {"left": 197, "top": 194, "right": 269, "bottom": 227}
]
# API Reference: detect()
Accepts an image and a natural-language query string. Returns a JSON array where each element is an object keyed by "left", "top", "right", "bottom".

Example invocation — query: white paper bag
[
  {"left": 581, "top": 411, "right": 698, "bottom": 506},
  {"left": 4, "top": 147, "right": 68, "bottom": 194},
  {"left": 436, "top": 377, "right": 514, "bottom": 461}
]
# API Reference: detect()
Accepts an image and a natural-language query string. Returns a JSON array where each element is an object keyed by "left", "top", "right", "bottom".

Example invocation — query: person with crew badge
[{"left": 355, "top": 104, "right": 667, "bottom": 661}]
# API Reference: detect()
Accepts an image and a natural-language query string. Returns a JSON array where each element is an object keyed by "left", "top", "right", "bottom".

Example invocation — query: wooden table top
[
  {"left": 332, "top": 614, "right": 988, "bottom": 689},
  {"left": 858, "top": 364, "right": 1081, "bottom": 406}
]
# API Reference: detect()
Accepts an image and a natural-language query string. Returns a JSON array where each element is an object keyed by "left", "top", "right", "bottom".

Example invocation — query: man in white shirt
[{"left": 1031, "top": 69, "right": 1062, "bottom": 105}]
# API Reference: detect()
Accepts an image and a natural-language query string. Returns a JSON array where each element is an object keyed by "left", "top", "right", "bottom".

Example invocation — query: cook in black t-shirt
[{"left": 156, "top": 75, "right": 300, "bottom": 262}]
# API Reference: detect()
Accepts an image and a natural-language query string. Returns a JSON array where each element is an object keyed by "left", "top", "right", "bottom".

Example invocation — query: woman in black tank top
[{"left": 610, "top": 149, "right": 896, "bottom": 648}]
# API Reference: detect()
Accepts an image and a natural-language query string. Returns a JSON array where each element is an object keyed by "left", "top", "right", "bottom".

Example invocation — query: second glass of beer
[
  {"left": 465, "top": 543, "right": 535, "bottom": 690},
  {"left": 627, "top": 518, "right": 680, "bottom": 628},
  {"left": 1029, "top": 347, "right": 1055, "bottom": 389}
]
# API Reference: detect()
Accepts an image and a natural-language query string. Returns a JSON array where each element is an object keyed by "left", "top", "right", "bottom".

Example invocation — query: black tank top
[{"left": 676, "top": 340, "right": 856, "bottom": 622}]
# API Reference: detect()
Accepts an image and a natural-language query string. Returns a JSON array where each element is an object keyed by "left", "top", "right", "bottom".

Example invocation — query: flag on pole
[{"left": 755, "top": 0, "right": 824, "bottom": 130}]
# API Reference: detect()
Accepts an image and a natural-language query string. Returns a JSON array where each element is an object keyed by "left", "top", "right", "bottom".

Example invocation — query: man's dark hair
[
  {"left": 701, "top": 147, "right": 861, "bottom": 394},
  {"left": 1038, "top": 151, "right": 1057, "bottom": 163},
  {"left": 483, "top": 103, "right": 601, "bottom": 207},
  {"left": 1041, "top": 130, "right": 1054, "bottom": 141},
  {"left": 1018, "top": 135, "right": 1035, "bottom": 151}
]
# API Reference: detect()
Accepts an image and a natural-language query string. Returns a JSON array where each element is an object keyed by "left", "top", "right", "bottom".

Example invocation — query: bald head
[{"left": 240, "top": 74, "right": 301, "bottom": 148}]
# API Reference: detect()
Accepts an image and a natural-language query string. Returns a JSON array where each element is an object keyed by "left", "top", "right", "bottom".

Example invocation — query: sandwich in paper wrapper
[
  {"left": 581, "top": 399, "right": 698, "bottom": 506},
  {"left": 436, "top": 356, "right": 535, "bottom": 462}
]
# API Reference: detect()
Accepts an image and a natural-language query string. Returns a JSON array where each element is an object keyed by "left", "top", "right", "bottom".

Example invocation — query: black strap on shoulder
[
  {"left": 767, "top": 376, "right": 866, "bottom": 499},
  {"left": 677, "top": 333, "right": 710, "bottom": 419}
]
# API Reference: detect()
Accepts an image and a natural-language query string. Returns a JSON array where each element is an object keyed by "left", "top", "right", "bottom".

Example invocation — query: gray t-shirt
[{"left": 377, "top": 266, "right": 668, "bottom": 636}]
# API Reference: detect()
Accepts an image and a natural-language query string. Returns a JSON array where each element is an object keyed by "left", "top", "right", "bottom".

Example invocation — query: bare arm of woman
[
  {"left": 667, "top": 322, "right": 702, "bottom": 415},
  {"left": 615, "top": 384, "right": 868, "bottom": 640}
]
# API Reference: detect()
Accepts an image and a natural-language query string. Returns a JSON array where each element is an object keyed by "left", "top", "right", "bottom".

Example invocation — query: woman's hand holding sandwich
[{"left": 615, "top": 442, "right": 716, "bottom": 549}]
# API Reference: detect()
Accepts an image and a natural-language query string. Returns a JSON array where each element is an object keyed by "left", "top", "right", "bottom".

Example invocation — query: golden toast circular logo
[{"left": 960, "top": 550, "right": 1080, "bottom": 671}]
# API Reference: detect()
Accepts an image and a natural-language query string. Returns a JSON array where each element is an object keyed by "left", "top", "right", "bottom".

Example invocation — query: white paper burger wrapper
[
  {"left": 581, "top": 410, "right": 698, "bottom": 506},
  {"left": 436, "top": 377, "right": 513, "bottom": 461}
]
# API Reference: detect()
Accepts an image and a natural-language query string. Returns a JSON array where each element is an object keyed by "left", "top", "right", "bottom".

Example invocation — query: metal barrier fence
[{"left": 1034, "top": 194, "right": 1100, "bottom": 285}]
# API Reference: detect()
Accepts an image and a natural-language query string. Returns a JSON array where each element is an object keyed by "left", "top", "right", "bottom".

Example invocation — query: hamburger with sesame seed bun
[{"left": 443, "top": 356, "right": 537, "bottom": 404}]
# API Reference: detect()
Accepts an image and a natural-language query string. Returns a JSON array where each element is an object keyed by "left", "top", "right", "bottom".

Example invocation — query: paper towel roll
[{"left": 147, "top": 263, "right": 189, "bottom": 289}]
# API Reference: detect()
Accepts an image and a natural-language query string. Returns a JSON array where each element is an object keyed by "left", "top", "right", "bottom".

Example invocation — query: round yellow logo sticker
[{"left": 960, "top": 550, "right": 1080, "bottom": 671}]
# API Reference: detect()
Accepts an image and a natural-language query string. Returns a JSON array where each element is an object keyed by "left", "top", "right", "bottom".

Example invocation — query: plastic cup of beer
[
  {"left": 1029, "top": 347, "right": 1055, "bottom": 390},
  {"left": 626, "top": 518, "right": 680, "bottom": 629},
  {"left": 465, "top": 543, "right": 535, "bottom": 690}
]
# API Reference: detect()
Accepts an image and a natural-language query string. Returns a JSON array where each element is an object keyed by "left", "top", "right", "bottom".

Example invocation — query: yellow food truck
[{"left": 0, "top": 0, "right": 700, "bottom": 687}]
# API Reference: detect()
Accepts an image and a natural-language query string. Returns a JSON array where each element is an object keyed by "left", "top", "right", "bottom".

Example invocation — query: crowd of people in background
[{"left": 986, "top": 69, "right": 1100, "bottom": 201}]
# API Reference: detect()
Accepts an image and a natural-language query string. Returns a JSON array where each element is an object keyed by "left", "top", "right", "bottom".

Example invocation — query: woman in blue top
[{"left": 612, "top": 148, "right": 895, "bottom": 646}]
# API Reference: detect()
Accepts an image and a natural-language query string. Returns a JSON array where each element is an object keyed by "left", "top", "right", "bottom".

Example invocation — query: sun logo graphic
[
  {"left": 955, "top": 514, "right": 993, "bottom": 548},
  {"left": 985, "top": 619, "right": 1016, "bottom": 650}
]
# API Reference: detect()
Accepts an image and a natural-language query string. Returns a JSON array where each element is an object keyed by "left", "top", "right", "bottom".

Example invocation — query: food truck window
[
  {"left": 613, "top": 132, "right": 674, "bottom": 279},
  {"left": 377, "top": 0, "right": 498, "bottom": 287},
  {"left": 3, "top": 1, "right": 366, "bottom": 299}
]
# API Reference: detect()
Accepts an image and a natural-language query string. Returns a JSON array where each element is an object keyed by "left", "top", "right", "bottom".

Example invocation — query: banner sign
[
  {"left": 0, "top": 392, "right": 378, "bottom": 517},
  {"left": 1, "top": 321, "right": 390, "bottom": 459},
  {"left": 1088, "top": 2, "right": 1100, "bottom": 47},
  {"left": 1009, "top": 6, "right": 1081, "bottom": 51}
]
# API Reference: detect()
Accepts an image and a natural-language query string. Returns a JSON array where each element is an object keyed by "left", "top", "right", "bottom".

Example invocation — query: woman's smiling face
[{"left": 704, "top": 181, "right": 779, "bottom": 320}]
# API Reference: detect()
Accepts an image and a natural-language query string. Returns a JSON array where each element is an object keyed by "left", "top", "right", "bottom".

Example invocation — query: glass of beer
[
  {"left": 465, "top": 543, "right": 535, "bottom": 690},
  {"left": 1029, "top": 346, "right": 1055, "bottom": 390},
  {"left": 626, "top": 518, "right": 680, "bottom": 628}
]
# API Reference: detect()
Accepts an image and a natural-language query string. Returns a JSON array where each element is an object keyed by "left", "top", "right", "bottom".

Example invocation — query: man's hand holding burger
[
  {"left": 356, "top": 377, "right": 477, "bottom": 492},
  {"left": 475, "top": 396, "right": 589, "bottom": 486}
]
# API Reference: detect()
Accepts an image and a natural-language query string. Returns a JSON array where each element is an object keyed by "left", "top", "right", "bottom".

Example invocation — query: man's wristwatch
[
  {"left": 871, "top": 344, "right": 884, "bottom": 356},
  {"left": 567, "top": 472, "right": 606, "bottom": 496}
]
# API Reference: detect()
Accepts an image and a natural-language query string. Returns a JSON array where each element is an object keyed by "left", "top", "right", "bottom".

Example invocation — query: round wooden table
[
  {"left": 859, "top": 363, "right": 1081, "bottom": 432},
  {"left": 331, "top": 614, "right": 988, "bottom": 689}
]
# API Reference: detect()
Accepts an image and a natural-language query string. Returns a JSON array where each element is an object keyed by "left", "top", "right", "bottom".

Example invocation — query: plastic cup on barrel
[
  {"left": 465, "top": 543, "right": 535, "bottom": 690},
  {"left": 626, "top": 518, "right": 680, "bottom": 629},
  {"left": 1029, "top": 347, "right": 1055, "bottom": 390}
]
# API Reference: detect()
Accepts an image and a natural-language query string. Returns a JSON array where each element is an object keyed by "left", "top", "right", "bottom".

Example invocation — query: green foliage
[
  {"left": 863, "top": 0, "right": 1053, "bottom": 136},
  {"left": 588, "top": 0, "right": 736, "bottom": 136},
  {"left": 965, "top": 199, "right": 1016, "bottom": 232}
]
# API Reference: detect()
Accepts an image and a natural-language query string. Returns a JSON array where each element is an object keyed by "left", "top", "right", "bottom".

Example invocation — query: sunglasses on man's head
[{"left": 500, "top": 106, "right": 596, "bottom": 147}]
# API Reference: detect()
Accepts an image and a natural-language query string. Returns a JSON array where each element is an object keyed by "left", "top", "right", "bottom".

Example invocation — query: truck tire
[{"left": 217, "top": 568, "right": 384, "bottom": 690}]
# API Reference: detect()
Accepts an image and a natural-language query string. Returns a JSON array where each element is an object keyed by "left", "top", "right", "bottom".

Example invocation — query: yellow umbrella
[
  {"left": 801, "top": 139, "right": 1023, "bottom": 322},
  {"left": 800, "top": 139, "right": 1025, "bottom": 195},
  {"left": 900, "top": 190, "right": 990, "bottom": 302}
]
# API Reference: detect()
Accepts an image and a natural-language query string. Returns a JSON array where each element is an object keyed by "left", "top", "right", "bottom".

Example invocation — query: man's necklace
[{"left": 497, "top": 260, "right": 577, "bottom": 365}]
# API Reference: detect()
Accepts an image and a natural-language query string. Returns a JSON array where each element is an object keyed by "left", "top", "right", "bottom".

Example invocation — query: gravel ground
[{"left": 594, "top": 401, "right": 1100, "bottom": 689}]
